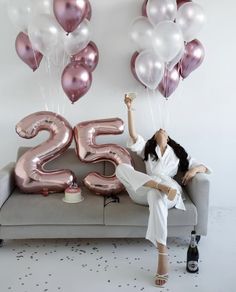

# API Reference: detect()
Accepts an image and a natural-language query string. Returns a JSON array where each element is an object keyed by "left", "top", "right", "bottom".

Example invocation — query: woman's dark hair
[{"left": 143, "top": 135, "right": 189, "bottom": 172}]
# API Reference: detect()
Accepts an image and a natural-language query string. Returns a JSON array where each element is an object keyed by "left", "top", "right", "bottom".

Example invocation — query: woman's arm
[
  {"left": 182, "top": 165, "right": 208, "bottom": 185},
  {"left": 124, "top": 94, "right": 138, "bottom": 144}
]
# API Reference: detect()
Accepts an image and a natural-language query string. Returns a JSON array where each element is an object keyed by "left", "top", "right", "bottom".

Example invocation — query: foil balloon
[
  {"left": 158, "top": 66, "right": 180, "bottom": 98},
  {"left": 71, "top": 41, "right": 99, "bottom": 72},
  {"left": 61, "top": 61, "right": 92, "bottom": 104},
  {"left": 130, "top": 51, "right": 145, "bottom": 87},
  {"left": 53, "top": 0, "right": 87, "bottom": 33},
  {"left": 141, "top": 0, "right": 148, "bottom": 17},
  {"left": 85, "top": 0, "right": 92, "bottom": 20},
  {"left": 180, "top": 39, "right": 205, "bottom": 78},
  {"left": 15, "top": 32, "right": 43, "bottom": 72},
  {"left": 74, "top": 118, "right": 133, "bottom": 195},
  {"left": 176, "top": 0, "right": 192, "bottom": 8},
  {"left": 15, "top": 111, "right": 75, "bottom": 195}
]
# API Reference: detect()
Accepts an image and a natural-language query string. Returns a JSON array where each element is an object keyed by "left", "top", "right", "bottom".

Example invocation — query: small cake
[{"left": 63, "top": 184, "right": 84, "bottom": 203}]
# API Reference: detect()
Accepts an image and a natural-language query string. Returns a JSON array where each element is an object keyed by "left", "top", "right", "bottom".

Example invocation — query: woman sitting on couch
[{"left": 115, "top": 94, "right": 211, "bottom": 288}]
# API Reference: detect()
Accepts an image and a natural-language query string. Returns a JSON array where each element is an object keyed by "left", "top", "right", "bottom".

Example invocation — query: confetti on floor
[{"left": 0, "top": 207, "right": 235, "bottom": 292}]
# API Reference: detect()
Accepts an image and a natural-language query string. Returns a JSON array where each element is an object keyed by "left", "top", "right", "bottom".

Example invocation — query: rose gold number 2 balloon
[
  {"left": 15, "top": 111, "right": 75, "bottom": 195},
  {"left": 74, "top": 118, "right": 133, "bottom": 195}
]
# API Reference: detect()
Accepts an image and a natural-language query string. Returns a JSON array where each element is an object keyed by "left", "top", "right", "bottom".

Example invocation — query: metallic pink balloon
[
  {"left": 61, "top": 61, "right": 92, "bottom": 104},
  {"left": 15, "top": 111, "right": 75, "bottom": 195},
  {"left": 130, "top": 51, "right": 146, "bottom": 88},
  {"left": 180, "top": 39, "right": 205, "bottom": 79},
  {"left": 74, "top": 118, "right": 133, "bottom": 195},
  {"left": 158, "top": 66, "right": 180, "bottom": 98},
  {"left": 177, "top": 0, "right": 192, "bottom": 8},
  {"left": 141, "top": 0, "right": 148, "bottom": 17},
  {"left": 53, "top": 0, "right": 87, "bottom": 33},
  {"left": 85, "top": 0, "right": 92, "bottom": 20},
  {"left": 71, "top": 41, "right": 99, "bottom": 72},
  {"left": 15, "top": 32, "right": 43, "bottom": 72}
]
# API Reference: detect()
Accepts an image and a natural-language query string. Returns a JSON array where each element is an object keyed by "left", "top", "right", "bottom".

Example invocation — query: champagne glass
[{"left": 125, "top": 92, "right": 136, "bottom": 111}]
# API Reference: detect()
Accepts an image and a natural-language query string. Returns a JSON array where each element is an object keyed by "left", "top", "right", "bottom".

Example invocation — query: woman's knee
[{"left": 115, "top": 163, "right": 133, "bottom": 179}]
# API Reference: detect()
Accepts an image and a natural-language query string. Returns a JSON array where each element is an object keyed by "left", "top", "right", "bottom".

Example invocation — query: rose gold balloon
[
  {"left": 61, "top": 61, "right": 92, "bottom": 104},
  {"left": 53, "top": 0, "right": 87, "bottom": 33},
  {"left": 130, "top": 51, "right": 146, "bottom": 88},
  {"left": 180, "top": 39, "right": 205, "bottom": 79},
  {"left": 141, "top": 0, "right": 148, "bottom": 17},
  {"left": 15, "top": 32, "right": 43, "bottom": 72},
  {"left": 158, "top": 66, "right": 180, "bottom": 98},
  {"left": 74, "top": 118, "right": 133, "bottom": 195},
  {"left": 85, "top": 0, "right": 92, "bottom": 20},
  {"left": 15, "top": 111, "right": 75, "bottom": 195},
  {"left": 71, "top": 41, "right": 99, "bottom": 72},
  {"left": 177, "top": 0, "right": 192, "bottom": 8}
]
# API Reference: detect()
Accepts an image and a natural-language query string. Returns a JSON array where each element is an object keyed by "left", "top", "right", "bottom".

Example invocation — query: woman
[{"left": 115, "top": 94, "right": 211, "bottom": 288}]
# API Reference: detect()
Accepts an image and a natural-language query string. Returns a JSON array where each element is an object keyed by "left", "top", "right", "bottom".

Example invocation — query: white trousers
[{"left": 115, "top": 163, "right": 178, "bottom": 248}]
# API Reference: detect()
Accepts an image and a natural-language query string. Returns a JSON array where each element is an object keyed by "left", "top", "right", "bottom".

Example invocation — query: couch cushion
[
  {"left": 104, "top": 191, "right": 197, "bottom": 227},
  {"left": 104, "top": 148, "right": 146, "bottom": 176},
  {"left": 0, "top": 187, "right": 104, "bottom": 225},
  {"left": 16, "top": 147, "right": 105, "bottom": 183}
]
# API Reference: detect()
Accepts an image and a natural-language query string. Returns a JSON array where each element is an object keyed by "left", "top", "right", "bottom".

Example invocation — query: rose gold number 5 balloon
[
  {"left": 74, "top": 118, "right": 133, "bottom": 195},
  {"left": 15, "top": 111, "right": 75, "bottom": 195}
]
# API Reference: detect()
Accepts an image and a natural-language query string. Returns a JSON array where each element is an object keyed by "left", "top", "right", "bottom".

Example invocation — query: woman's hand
[
  {"left": 124, "top": 94, "right": 133, "bottom": 110},
  {"left": 182, "top": 168, "right": 197, "bottom": 185}
]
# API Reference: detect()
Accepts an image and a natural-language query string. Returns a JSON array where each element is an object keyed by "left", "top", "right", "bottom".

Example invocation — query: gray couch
[{"left": 0, "top": 147, "right": 210, "bottom": 245}]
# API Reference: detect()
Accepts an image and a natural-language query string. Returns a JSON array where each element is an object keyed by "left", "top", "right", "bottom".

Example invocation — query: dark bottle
[{"left": 186, "top": 230, "right": 199, "bottom": 273}]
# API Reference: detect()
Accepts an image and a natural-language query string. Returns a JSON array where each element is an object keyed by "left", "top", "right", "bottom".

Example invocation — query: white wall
[{"left": 0, "top": 0, "right": 235, "bottom": 207}]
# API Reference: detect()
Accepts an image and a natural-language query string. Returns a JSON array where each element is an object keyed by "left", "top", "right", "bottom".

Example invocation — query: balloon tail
[{"left": 146, "top": 88, "right": 156, "bottom": 133}]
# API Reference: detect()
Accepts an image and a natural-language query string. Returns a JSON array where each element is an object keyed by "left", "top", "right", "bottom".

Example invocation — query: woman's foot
[
  {"left": 156, "top": 183, "right": 177, "bottom": 201},
  {"left": 155, "top": 251, "right": 169, "bottom": 287}
]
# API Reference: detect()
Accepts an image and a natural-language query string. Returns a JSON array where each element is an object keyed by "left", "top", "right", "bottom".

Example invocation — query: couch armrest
[
  {"left": 0, "top": 162, "right": 16, "bottom": 209},
  {"left": 185, "top": 173, "right": 210, "bottom": 236}
]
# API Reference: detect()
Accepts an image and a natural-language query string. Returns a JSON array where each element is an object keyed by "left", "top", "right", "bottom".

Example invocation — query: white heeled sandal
[{"left": 154, "top": 252, "right": 169, "bottom": 288}]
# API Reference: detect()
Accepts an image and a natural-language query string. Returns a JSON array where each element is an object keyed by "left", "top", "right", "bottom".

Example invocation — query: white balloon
[
  {"left": 28, "top": 14, "right": 62, "bottom": 57},
  {"left": 146, "top": 0, "right": 177, "bottom": 26},
  {"left": 130, "top": 16, "right": 154, "bottom": 52},
  {"left": 152, "top": 20, "right": 184, "bottom": 62},
  {"left": 135, "top": 50, "right": 164, "bottom": 90},
  {"left": 63, "top": 19, "right": 91, "bottom": 56},
  {"left": 176, "top": 2, "right": 206, "bottom": 42},
  {"left": 7, "top": 0, "right": 32, "bottom": 33},
  {"left": 30, "top": 0, "right": 54, "bottom": 16},
  {"left": 166, "top": 44, "right": 185, "bottom": 70}
]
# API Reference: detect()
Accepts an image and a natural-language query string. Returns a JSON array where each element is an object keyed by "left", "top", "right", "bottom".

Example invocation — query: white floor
[{"left": 0, "top": 206, "right": 235, "bottom": 292}]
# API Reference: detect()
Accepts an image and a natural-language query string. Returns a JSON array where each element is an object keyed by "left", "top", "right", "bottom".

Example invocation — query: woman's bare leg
[{"left": 156, "top": 242, "right": 168, "bottom": 286}]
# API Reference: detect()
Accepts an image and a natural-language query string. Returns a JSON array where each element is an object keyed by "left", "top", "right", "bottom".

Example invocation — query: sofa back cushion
[
  {"left": 104, "top": 148, "right": 146, "bottom": 176},
  {"left": 16, "top": 147, "right": 104, "bottom": 183}
]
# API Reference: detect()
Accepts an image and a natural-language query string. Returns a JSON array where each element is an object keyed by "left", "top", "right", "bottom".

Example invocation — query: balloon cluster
[
  {"left": 7, "top": 0, "right": 99, "bottom": 104},
  {"left": 130, "top": 0, "right": 206, "bottom": 98}
]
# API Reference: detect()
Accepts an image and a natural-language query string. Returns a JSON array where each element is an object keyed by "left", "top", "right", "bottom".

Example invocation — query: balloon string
[
  {"left": 32, "top": 49, "right": 49, "bottom": 111},
  {"left": 146, "top": 88, "right": 156, "bottom": 133},
  {"left": 45, "top": 56, "right": 54, "bottom": 113},
  {"left": 164, "top": 65, "right": 168, "bottom": 100},
  {"left": 163, "top": 98, "right": 170, "bottom": 131}
]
